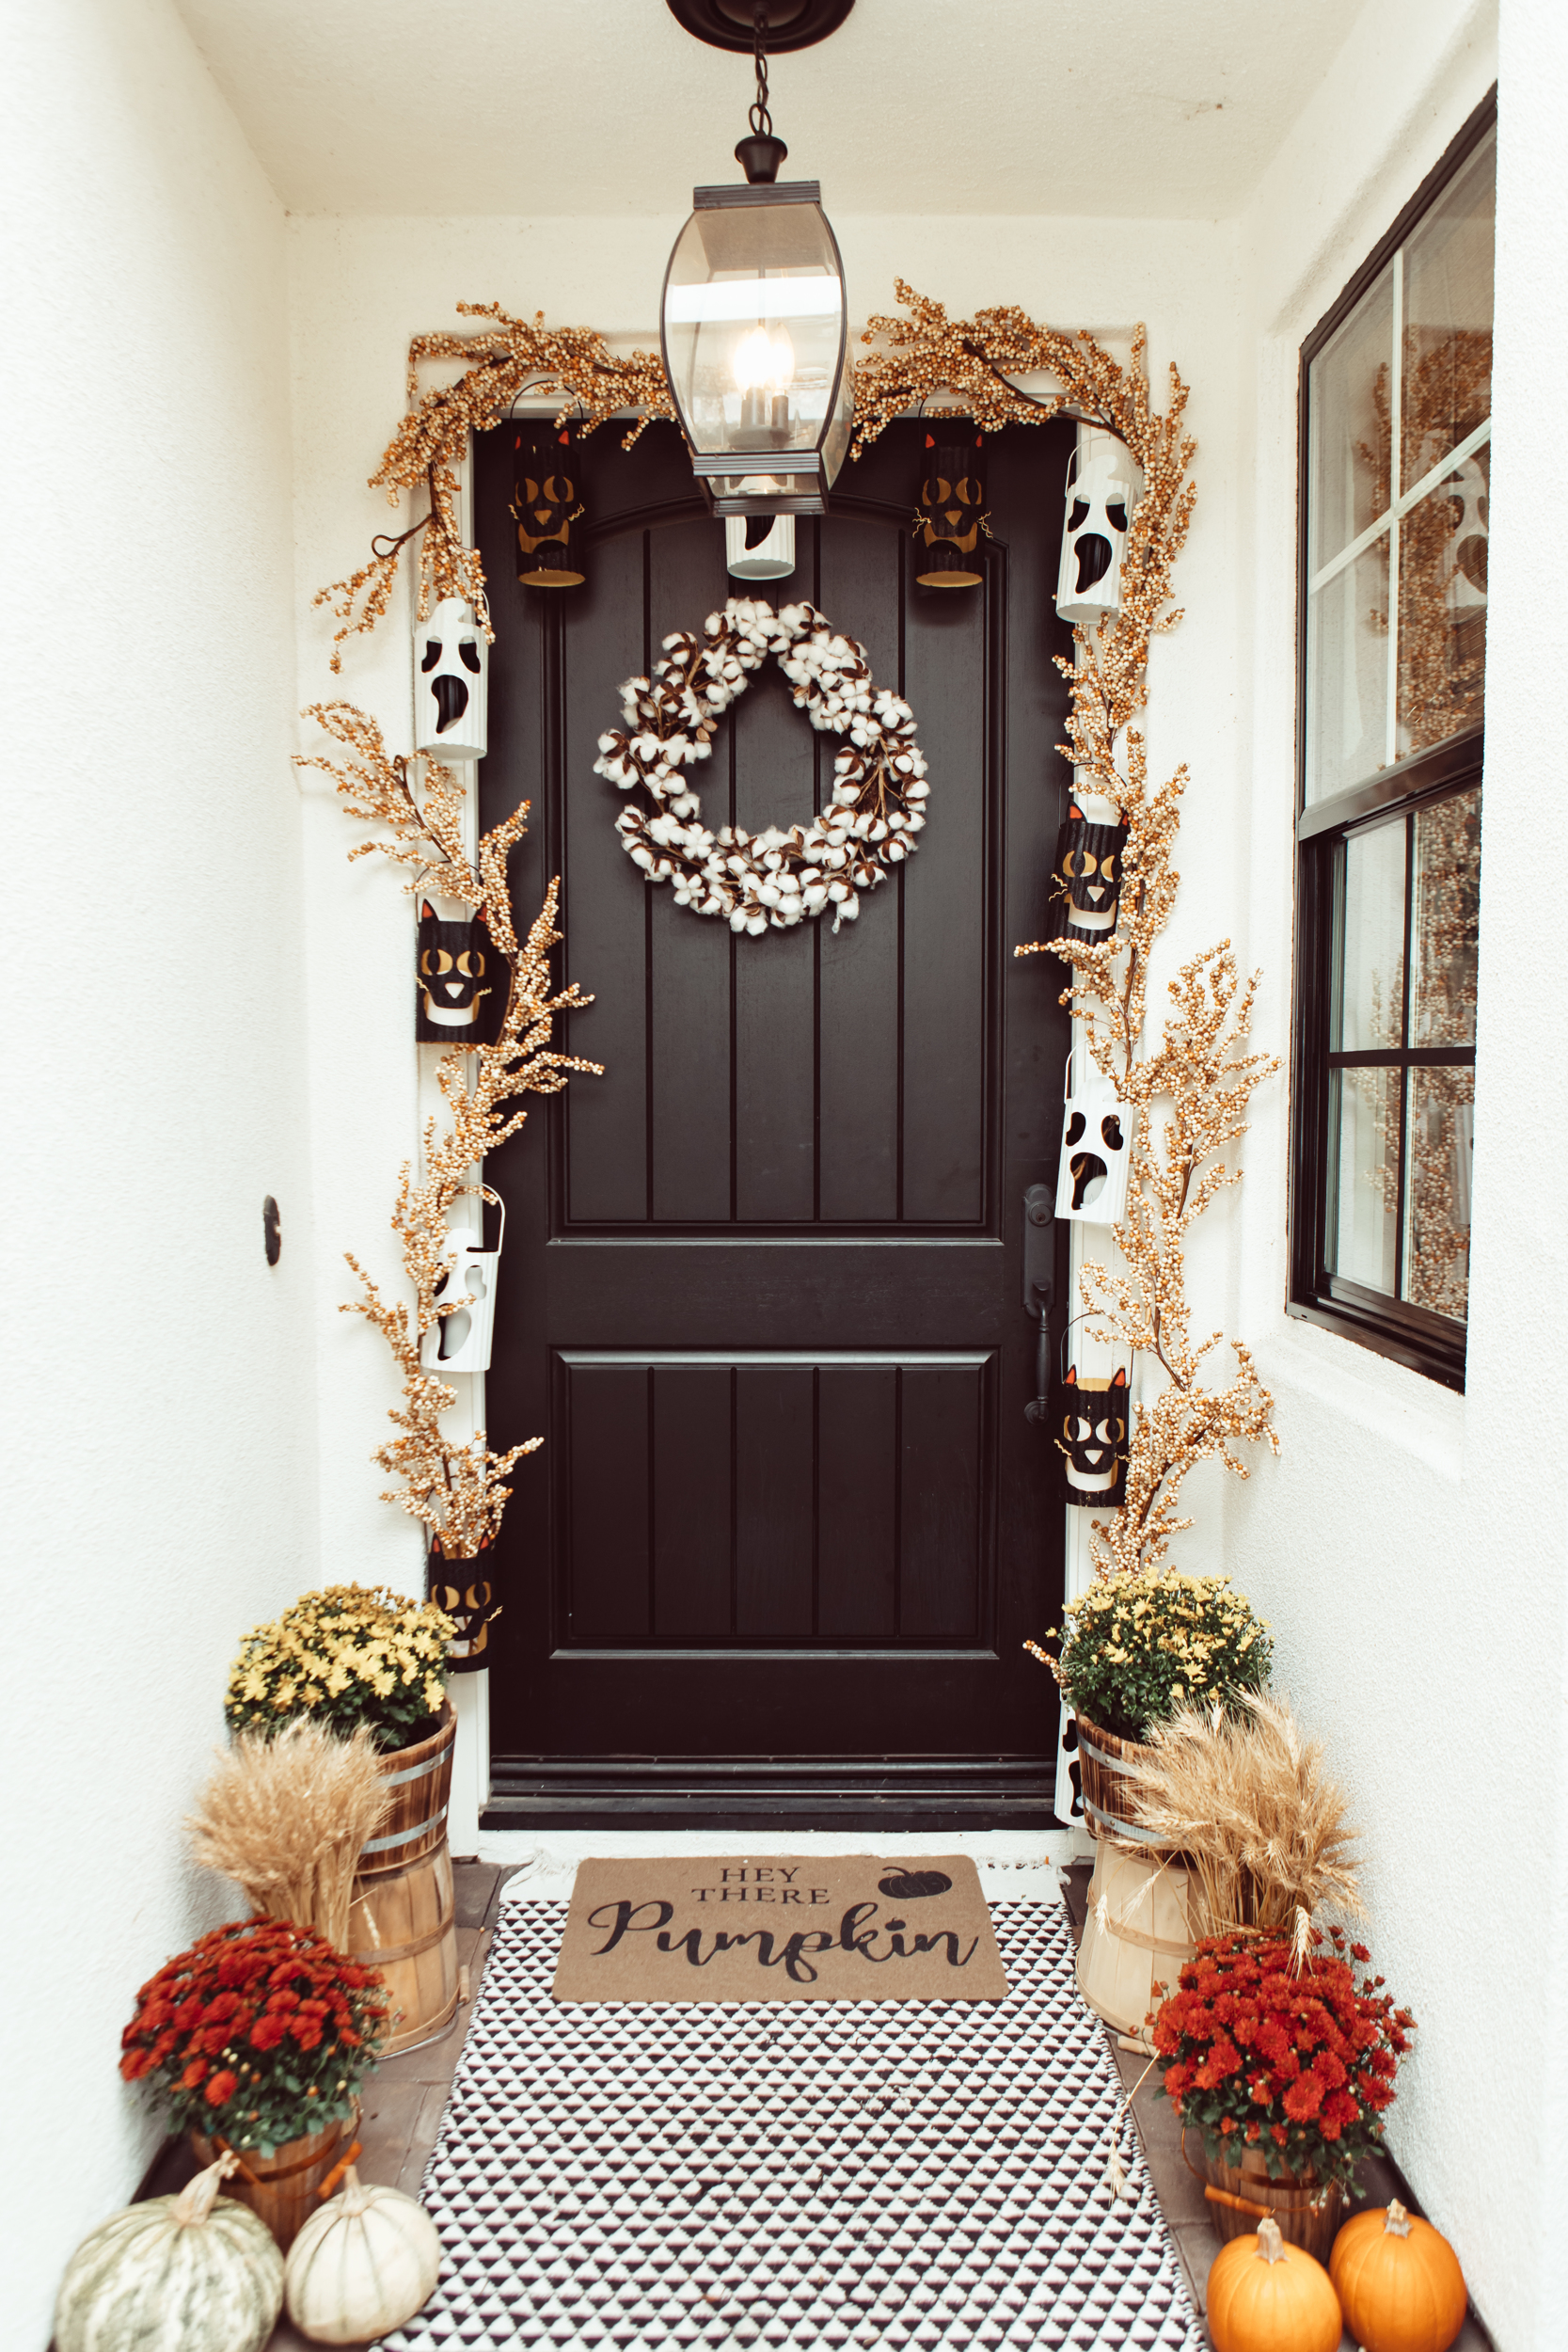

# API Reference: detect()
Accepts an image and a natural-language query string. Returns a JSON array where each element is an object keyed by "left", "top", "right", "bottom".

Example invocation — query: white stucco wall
[
  {"left": 1225, "top": 1, "right": 1568, "bottom": 2345},
  {"left": 0, "top": 0, "right": 310, "bottom": 2338}
]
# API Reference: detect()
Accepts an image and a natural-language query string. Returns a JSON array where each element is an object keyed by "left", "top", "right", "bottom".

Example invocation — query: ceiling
[{"left": 172, "top": 0, "right": 1367, "bottom": 219}]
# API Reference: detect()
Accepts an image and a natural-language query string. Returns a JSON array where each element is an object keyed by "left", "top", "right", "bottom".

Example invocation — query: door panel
[{"left": 476, "top": 416, "right": 1071, "bottom": 1826}]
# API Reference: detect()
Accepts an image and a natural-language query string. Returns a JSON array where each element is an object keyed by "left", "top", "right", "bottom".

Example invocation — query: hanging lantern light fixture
[{"left": 660, "top": 4, "right": 852, "bottom": 519}]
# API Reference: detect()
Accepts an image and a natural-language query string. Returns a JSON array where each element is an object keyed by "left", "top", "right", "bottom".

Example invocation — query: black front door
[{"left": 476, "top": 416, "right": 1071, "bottom": 1828}]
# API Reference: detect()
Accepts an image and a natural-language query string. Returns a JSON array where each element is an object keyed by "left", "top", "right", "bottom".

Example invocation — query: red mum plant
[
  {"left": 1150, "top": 1926, "right": 1417, "bottom": 2201},
  {"left": 119, "top": 1917, "right": 388, "bottom": 2158}
]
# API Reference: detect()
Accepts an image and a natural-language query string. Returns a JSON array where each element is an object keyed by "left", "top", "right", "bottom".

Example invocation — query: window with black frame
[{"left": 1291, "top": 97, "right": 1493, "bottom": 1392}]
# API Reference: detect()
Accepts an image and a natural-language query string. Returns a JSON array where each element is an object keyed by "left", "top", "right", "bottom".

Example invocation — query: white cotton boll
[
  {"left": 907, "top": 812, "right": 926, "bottom": 832},
  {"left": 755, "top": 882, "right": 780, "bottom": 907},
  {"left": 852, "top": 813, "right": 874, "bottom": 838},
  {"left": 632, "top": 848, "right": 655, "bottom": 870},
  {"left": 745, "top": 913, "right": 767, "bottom": 936},
  {"left": 729, "top": 908, "right": 751, "bottom": 932},
  {"left": 825, "top": 848, "right": 848, "bottom": 870},
  {"left": 887, "top": 841, "right": 907, "bottom": 861},
  {"left": 906, "top": 780, "right": 929, "bottom": 800},
  {"left": 838, "top": 891, "right": 860, "bottom": 919},
  {"left": 827, "top": 879, "right": 850, "bottom": 901}
]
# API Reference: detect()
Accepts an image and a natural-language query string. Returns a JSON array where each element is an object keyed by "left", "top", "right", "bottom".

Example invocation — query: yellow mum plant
[
  {"left": 1026, "top": 1569, "right": 1271, "bottom": 1743},
  {"left": 226, "top": 1584, "right": 456, "bottom": 1753}
]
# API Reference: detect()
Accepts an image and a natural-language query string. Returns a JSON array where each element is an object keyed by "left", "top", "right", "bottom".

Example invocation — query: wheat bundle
[
  {"left": 187, "top": 1718, "right": 391, "bottom": 1951},
  {"left": 1123, "top": 1691, "right": 1363, "bottom": 1943}
]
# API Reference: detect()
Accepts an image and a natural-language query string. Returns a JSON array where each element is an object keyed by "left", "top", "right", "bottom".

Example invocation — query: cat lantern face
[
  {"left": 419, "top": 1195, "right": 504, "bottom": 1377},
  {"left": 1044, "top": 803, "right": 1129, "bottom": 946},
  {"left": 1053, "top": 1365, "right": 1131, "bottom": 1509},
  {"left": 427, "top": 1531, "right": 500, "bottom": 1673},
  {"left": 414, "top": 597, "right": 488, "bottom": 760},
  {"left": 416, "top": 901, "right": 502, "bottom": 1044},
  {"left": 1054, "top": 1053, "right": 1133, "bottom": 1225},
  {"left": 914, "top": 430, "right": 987, "bottom": 588},
  {"left": 1055, "top": 424, "right": 1139, "bottom": 628},
  {"left": 512, "top": 423, "right": 586, "bottom": 588}
]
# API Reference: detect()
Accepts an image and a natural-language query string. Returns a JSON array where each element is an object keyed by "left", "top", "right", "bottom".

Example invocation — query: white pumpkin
[
  {"left": 54, "top": 2155, "right": 283, "bottom": 2352},
  {"left": 285, "top": 2166, "right": 442, "bottom": 2344}
]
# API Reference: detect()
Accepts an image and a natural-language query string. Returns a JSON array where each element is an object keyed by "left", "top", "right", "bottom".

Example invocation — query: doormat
[
  {"left": 377, "top": 1899, "right": 1203, "bottom": 2351},
  {"left": 552, "top": 1854, "right": 1008, "bottom": 2003}
]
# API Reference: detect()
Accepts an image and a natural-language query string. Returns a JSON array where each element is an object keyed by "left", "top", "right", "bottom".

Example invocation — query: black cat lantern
[
  {"left": 1052, "top": 1364, "right": 1131, "bottom": 1510},
  {"left": 512, "top": 423, "right": 585, "bottom": 588},
  {"left": 416, "top": 901, "right": 503, "bottom": 1045},
  {"left": 914, "top": 430, "right": 987, "bottom": 587},
  {"left": 420, "top": 1191, "right": 504, "bottom": 1377},
  {"left": 1044, "top": 803, "right": 1129, "bottom": 946},
  {"left": 427, "top": 1532, "right": 500, "bottom": 1673},
  {"left": 413, "top": 597, "right": 487, "bottom": 761},
  {"left": 1055, "top": 423, "right": 1139, "bottom": 629},
  {"left": 1054, "top": 1048, "right": 1134, "bottom": 1226}
]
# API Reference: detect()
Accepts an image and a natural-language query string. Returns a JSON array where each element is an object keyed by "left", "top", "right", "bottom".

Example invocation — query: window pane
[
  {"left": 1402, "top": 132, "right": 1495, "bottom": 486},
  {"left": 1329, "top": 1066, "right": 1399, "bottom": 1294},
  {"left": 1396, "top": 465, "right": 1487, "bottom": 761},
  {"left": 1308, "top": 266, "right": 1393, "bottom": 572},
  {"left": 1336, "top": 818, "right": 1406, "bottom": 1052},
  {"left": 1411, "top": 787, "right": 1481, "bottom": 1046},
  {"left": 1306, "top": 536, "right": 1390, "bottom": 803},
  {"left": 1402, "top": 1067, "right": 1473, "bottom": 1321}
]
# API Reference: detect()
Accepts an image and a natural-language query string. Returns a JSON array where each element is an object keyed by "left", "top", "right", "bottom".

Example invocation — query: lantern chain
[{"left": 749, "top": 3, "right": 773, "bottom": 137}]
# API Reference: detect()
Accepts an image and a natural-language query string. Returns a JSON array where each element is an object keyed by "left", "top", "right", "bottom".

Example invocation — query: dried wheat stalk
[
  {"left": 186, "top": 1721, "right": 391, "bottom": 1952},
  {"left": 1122, "top": 1692, "right": 1364, "bottom": 1940}
]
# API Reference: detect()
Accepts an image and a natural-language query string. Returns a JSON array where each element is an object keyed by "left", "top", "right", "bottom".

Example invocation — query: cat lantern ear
[{"left": 413, "top": 596, "right": 488, "bottom": 762}]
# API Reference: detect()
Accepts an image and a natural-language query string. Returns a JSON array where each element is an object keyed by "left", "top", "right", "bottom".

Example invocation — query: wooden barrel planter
[
  {"left": 348, "top": 1701, "right": 459, "bottom": 2055},
  {"left": 1188, "top": 2134, "right": 1345, "bottom": 2265},
  {"left": 191, "top": 2106, "right": 359, "bottom": 2252},
  {"left": 1075, "top": 1714, "right": 1165, "bottom": 1849},
  {"left": 1075, "top": 1839, "right": 1196, "bottom": 2042}
]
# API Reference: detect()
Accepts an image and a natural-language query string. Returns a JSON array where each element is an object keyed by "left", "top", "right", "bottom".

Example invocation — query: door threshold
[{"left": 482, "top": 1760, "right": 1057, "bottom": 1834}]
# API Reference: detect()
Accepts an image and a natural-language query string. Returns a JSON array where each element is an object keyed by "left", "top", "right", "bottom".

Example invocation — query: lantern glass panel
[{"left": 662, "top": 190, "right": 847, "bottom": 508}]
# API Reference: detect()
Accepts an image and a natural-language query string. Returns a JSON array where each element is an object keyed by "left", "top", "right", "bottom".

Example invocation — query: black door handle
[{"left": 1023, "top": 1183, "right": 1053, "bottom": 1423}]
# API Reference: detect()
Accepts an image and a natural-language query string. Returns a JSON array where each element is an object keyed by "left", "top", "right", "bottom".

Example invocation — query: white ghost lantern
[
  {"left": 414, "top": 596, "right": 488, "bottom": 760},
  {"left": 1442, "top": 454, "right": 1488, "bottom": 622},
  {"left": 1054, "top": 1050, "right": 1133, "bottom": 1225},
  {"left": 725, "top": 514, "right": 796, "bottom": 581},
  {"left": 1055, "top": 425, "right": 1139, "bottom": 629},
  {"left": 420, "top": 1192, "right": 504, "bottom": 1375}
]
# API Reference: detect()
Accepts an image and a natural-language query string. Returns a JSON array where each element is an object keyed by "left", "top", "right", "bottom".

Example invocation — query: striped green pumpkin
[{"left": 54, "top": 2158, "right": 283, "bottom": 2352}]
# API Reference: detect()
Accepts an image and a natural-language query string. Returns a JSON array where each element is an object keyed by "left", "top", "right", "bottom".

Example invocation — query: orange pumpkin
[
  {"left": 1207, "top": 2215, "right": 1343, "bottom": 2352},
  {"left": 1331, "top": 2199, "right": 1467, "bottom": 2352}
]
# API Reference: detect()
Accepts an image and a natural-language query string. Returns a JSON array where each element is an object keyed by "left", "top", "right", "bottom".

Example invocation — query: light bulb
[
  {"left": 767, "top": 328, "right": 795, "bottom": 394},
  {"left": 733, "top": 326, "right": 775, "bottom": 394}
]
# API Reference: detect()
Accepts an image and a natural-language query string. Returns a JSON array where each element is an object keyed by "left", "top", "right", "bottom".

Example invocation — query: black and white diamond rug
[{"left": 382, "top": 1899, "right": 1202, "bottom": 2350}]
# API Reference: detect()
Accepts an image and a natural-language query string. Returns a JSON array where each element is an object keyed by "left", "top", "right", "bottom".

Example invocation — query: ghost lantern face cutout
[
  {"left": 512, "top": 424, "right": 585, "bottom": 588},
  {"left": 1053, "top": 1365, "right": 1130, "bottom": 1509},
  {"left": 914, "top": 431, "right": 987, "bottom": 588},
  {"left": 413, "top": 597, "right": 487, "bottom": 760},
  {"left": 1055, "top": 423, "right": 1139, "bottom": 628},
  {"left": 1055, "top": 1055, "right": 1133, "bottom": 1225},
  {"left": 416, "top": 901, "right": 502, "bottom": 1044},
  {"left": 1045, "top": 804, "right": 1128, "bottom": 946},
  {"left": 418, "top": 1205, "right": 503, "bottom": 1376}
]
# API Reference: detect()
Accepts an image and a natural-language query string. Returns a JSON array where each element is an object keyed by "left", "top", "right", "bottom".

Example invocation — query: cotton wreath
[{"left": 593, "top": 597, "right": 929, "bottom": 933}]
